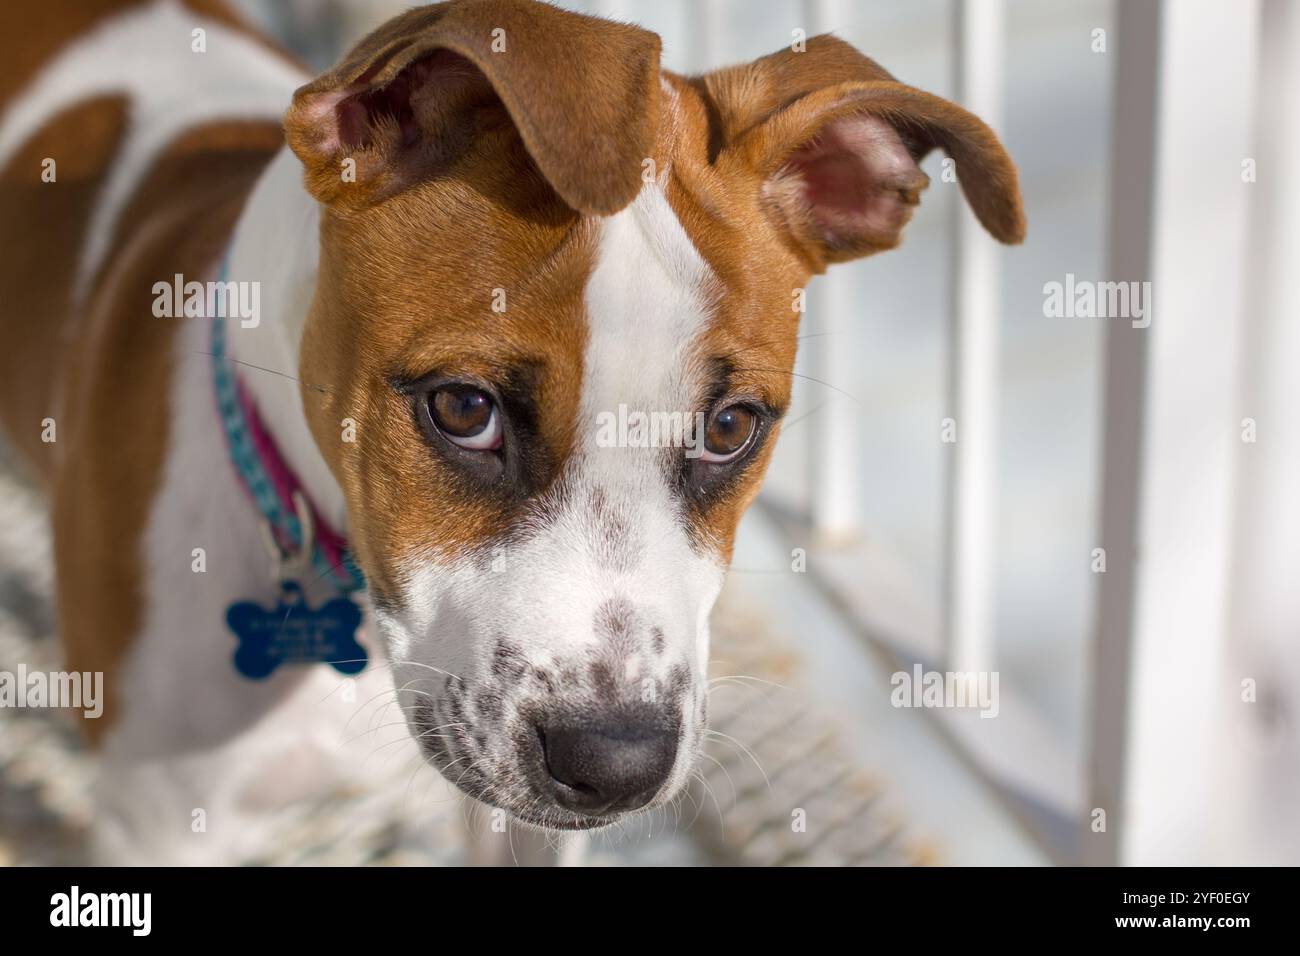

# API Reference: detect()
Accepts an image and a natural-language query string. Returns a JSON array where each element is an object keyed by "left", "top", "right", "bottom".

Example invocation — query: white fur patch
[
  {"left": 223, "top": 147, "right": 347, "bottom": 532},
  {"left": 576, "top": 182, "right": 725, "bottom": 682}
]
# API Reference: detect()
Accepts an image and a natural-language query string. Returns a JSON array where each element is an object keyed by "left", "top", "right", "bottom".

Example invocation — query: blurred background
[{"left": 2, "top": 0, "right": 1296, "bottom": 865}]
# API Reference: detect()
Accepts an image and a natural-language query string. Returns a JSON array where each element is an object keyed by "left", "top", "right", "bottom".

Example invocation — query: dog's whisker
[
  {"left": 683, "top": 770, "right": 709, "bottom": 831},
  {"left": 695, "top": 770, "right": 727, "bottom": 838},
  {"left": 366, "top": 726, "right": 460, "bottom": 761},
  {"left": 706, "top": 677, "right": 782, "bottom": 700},
  {"left": 723, "top": 363, "right": 860, "bottom": 404},
  {"left": 707, "top": 673, "right": 789, "bottom": 691},
  {"left": 706, "top": 728, "right": 773, "bottom": 793},
  {"left": 336, "top": 680, "right": 421, "bottom": 739},
  {"left": 680, "top": 780, "right": 703, "bottom": 822},
  {"left": 338, "top": 715, "right": 414, "bottom": 749},
  {"left": 779, "top": 399, "right": 834, "bottom": 433},
  {"left": 697, "top": 751, "right": 739, "bottom": 812},
  {"left": 712, "top": 329, "right": 839, "bottom": 366},
  {"left": 389, "top": 658, "right": 469, "bottom": 684},
  {"left": 190, "top": 348, "right": 336, "bottom": 396},
  {"left": 333, "top": 682, "right": 416, "bottom": 735},
  {"left": 420, "top": 720, "right": 470, "bottom": 736},
  {"left": 348, "top": 657, "right": 470, "bottom": 685}
]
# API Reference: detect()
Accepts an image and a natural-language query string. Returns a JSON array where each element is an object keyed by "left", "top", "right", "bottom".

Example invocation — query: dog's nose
[{"left": 538, "top": 719, "right": 678, "bottom": 815}]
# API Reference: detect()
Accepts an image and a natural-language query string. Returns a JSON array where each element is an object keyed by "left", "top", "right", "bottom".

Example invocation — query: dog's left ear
[
  {"left": 698, "top": 35, "right": 1025, "bottom": 271},
  {"left": 285, "top": 0, "right": 661, "bottom": 215}
]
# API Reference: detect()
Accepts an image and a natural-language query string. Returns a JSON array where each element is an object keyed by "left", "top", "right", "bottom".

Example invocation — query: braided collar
[{"left": 209, "top": 268, "right": 365, "bottom": 594}]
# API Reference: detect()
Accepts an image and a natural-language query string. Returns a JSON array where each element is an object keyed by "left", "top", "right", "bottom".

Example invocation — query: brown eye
[
  {"left": 701, "top": 404, "right": 757, "bottom": 463},
  {"left": 428, "top": 387, "right": 501, "bottom": 450}
]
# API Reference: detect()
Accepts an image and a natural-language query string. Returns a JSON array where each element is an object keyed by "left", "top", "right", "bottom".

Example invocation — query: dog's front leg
[{"left": 461, "top": 806, "right": 589, "bottom": 867}]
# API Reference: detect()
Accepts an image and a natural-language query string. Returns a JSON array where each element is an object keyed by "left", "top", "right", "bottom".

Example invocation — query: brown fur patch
[
  {"left": 299, "top": 169, "right": 592, "bottom": 601},
  {"left": 285, "top": 0, "right": 661, "bottom": 215},
  {"left": 0, "top": 1, "right": 150, "bottom": 105},
  {"left": 0, "top": 96, "right": 130, "bottom": 475},
  {"left": 649, "top": 74, "right": 805, "bottom": 562}
]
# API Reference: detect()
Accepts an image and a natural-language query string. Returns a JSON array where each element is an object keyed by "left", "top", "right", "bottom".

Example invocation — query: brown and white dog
[{"left": 0, "top": 0, "right": 1023, "bottom": 863}]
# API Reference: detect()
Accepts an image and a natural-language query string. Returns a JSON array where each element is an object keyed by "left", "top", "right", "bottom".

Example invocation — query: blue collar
[{"left": 209, "top": 264, "right": 365, "bottom": 594}]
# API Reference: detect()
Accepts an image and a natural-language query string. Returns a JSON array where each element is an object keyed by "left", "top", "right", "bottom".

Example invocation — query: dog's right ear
[
  {"left": 696, "top": 35, "right": 1024, "bottom": 271},
  {"left": 284, "top": 0, "right": 661, "bottom": 215}
]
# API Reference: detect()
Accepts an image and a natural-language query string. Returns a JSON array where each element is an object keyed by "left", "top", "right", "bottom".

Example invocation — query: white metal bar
[
  {"left": 1214, "top": 0, "right": 1300, "bottom": 865},
  {"left": 803, "top": 0, "right": 862, "bottom": 546},
  {"left": 943, "top": 0, "right": 1005, "bottom": 673},
  {"left": 1084, "top": 0, "right": 1161, "bottom": 868},
  {"left": 806, "top": 274, "right": 862, "bottom": 545},
  {"left": 1090, "top": 0, "right": 1259, "bottom": 866},
  {"left": 802, "top": 0, "right": 852, "bottom": 40},
  {"left": 585, "top": 0, "right": 634, "bottom": 19},
  {"left": 687, "top": 0, "right": 727, "bottom": 72}
]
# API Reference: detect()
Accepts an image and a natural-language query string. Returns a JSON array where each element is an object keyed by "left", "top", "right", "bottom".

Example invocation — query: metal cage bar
[{"left": 943, "top": 0, "right": 1005, "bottom": 673}]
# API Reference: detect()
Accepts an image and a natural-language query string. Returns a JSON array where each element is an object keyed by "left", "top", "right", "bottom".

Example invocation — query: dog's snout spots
[
  {"left": 537, "top": 715, "right": 678, "bottom": 815},
  {"left": 593, "top": 596, "right": 636, "bottom": 648},
  {"left": 588, "top": 658, "right": 618, "bottom": 698},
  {"left": 491, "top": 638, "right": 527, "bottom": 680},
  {"left": 404, "top": 633, "right": 702, "bottom": 828},
  {"left": 593, "top": 596, "right": 669, "bottom": 664},
  {"left": 532, "top": 666, "right": 557, "bottom": 695}
]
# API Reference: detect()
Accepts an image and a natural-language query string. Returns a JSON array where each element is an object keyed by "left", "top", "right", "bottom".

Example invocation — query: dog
[{"left": 0, "top": 0, "right": 1023, "bottom": 864}]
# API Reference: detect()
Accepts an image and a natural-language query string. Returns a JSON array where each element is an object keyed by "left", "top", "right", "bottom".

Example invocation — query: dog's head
[{"left": 284, "top": 0, "right": 1023, "bottom": 829}]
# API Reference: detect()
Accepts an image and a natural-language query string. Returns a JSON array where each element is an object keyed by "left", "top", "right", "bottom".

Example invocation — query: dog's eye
[
  {"left": 700, "top": 404, "right": 757, "bottom": 463},
  {"left": 428, "top": 386, "right": 501, "bottom": 451}
]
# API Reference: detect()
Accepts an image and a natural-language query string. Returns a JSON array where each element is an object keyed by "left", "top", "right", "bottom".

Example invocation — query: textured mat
[{"left": 691, "top": 591, "right": 931, "bottom": 866}]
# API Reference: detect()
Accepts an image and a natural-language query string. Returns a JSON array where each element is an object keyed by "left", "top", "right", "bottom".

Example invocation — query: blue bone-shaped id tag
[{"left": 226, "top": 580, "right": 366, "bottom": 680}]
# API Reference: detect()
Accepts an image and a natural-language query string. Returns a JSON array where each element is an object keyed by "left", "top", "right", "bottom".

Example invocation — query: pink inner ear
[
  {"left": 784, "top": 112, "right": 928, "bottom": 247},
  {"left": 335, "top": 50, "right": 485, "bottom": 152}
]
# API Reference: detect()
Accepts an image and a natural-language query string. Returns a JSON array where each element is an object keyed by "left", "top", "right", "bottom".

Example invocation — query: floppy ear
[
  {"left": 284, "top": 0, "right": 661, "bottom": 215},
  {"left": 697, "top": 35, "right": 1025, "bottom": 270}
]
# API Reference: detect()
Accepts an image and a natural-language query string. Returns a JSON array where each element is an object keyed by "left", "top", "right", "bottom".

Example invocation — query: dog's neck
[{"left": 222, "top": 147, "right": 347, "bottom": 534}]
